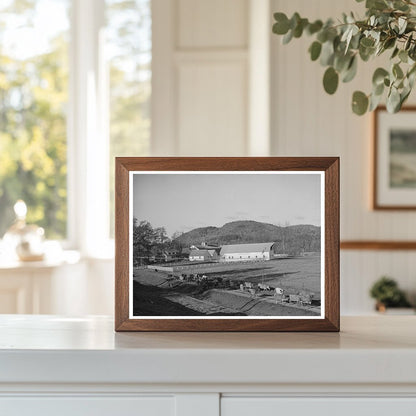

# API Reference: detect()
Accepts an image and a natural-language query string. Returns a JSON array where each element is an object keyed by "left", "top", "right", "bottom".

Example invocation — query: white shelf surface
[{"left": 0, "top": 315, "right": 415, "bottom": 387}]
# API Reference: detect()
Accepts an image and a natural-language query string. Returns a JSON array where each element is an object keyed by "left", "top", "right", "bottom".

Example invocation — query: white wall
[
  {"left": 49, "top": 0, "right": 416, "bottom": 317},
  {"left": 152, "top": 0, "right": 263, "bottom": 157},
  {"left": 271, "top": 0, "right": 416, "bottom": 313}
]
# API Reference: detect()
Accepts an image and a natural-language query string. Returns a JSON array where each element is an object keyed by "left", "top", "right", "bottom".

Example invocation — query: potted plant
[{"left": 369, "top": 276, "right": 413, "bottom": 313}]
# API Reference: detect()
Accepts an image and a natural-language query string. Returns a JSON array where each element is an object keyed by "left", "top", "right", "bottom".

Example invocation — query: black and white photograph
[{"left": 130, "top": 172, "right": 324, "bottom": 318}]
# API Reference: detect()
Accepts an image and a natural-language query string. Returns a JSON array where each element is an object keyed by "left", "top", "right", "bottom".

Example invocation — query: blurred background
[{"left": 0, "top": 0, "right": 415, "bottom": 316}]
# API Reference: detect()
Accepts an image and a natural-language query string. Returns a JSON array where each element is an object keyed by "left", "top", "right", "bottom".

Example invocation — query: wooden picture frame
[
  {"left": 115, "top": 157, "right": 339, "bottom": 332},
  {"left": 373, "top": 106, "right": 416, "bottom": 210}
]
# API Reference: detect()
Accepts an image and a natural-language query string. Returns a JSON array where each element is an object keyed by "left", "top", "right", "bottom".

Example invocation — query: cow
[
  {"left": 289, "top": 294, "right": 301, "bottom": 303},
  {"left": 244, "top": 282, "right": 253, "bottom": 289},
  {"left": 258, "top": 283, "right": 270, "bottom": 291},
  {"left": 275, "top": 287, "right": 284, "bottom": 295}
]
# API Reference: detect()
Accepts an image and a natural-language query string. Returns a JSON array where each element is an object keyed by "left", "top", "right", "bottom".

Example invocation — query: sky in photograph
[{"left": 133, "top": 173, "right": 322, "bottom": 237}]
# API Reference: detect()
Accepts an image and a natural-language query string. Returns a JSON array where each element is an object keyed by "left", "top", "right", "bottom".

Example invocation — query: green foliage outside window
[
  {"left": 0, "top": 0, "right": 151, "bottom": 240},
  {"left": 0, "top": 1, "right": 69, "bottom": 238}
]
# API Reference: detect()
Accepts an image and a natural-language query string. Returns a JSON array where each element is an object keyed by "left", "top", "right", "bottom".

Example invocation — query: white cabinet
[
  {"left": 1, "top": 316, "right": 416, "bottom": 416},
  {"left": 1, "top": 397, "right": 175, "bottom": 416},
  {"left": 222, "top": 398, "right": 416, "bottom": 416}
]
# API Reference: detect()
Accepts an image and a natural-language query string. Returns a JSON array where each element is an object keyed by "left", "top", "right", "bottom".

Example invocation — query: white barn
[
  {"left": 220, "top": 242, "right": 276, "bottom": 262},
  {"left": 189, "top": 249, "right": 219, "bottom": 262}
]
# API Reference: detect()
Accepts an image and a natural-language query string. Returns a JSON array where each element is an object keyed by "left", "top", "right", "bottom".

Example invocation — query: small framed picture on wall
[{"left": 374, "top": 106, "right": 416, "bottom": 209}]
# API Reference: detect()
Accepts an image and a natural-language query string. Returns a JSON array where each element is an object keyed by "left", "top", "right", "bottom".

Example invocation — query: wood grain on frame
[
  {"left": 373, "top": 106, "right": 416, "bottom": 210},
  {"left": 115, "top": 157, "right": 340, "bottom": 332},
  {"left": 341, "top": 240, "right": 416, "bottom": 250}
]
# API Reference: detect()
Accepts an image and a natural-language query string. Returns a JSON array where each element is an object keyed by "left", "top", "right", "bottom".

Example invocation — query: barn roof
[
  {"left": 189, "top": 249, "right": 215, "bottom": 257},
  {"left": 220, "top": 242, "right": 275, "bottom": 254}
]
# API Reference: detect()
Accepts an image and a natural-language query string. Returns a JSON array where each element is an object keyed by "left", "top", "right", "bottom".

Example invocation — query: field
[
  {"left": 133, "top": 256, "right": 321, "bottom": 317},
  {"left": 390, "top": 153, "right": 416, "bottom": 188}
]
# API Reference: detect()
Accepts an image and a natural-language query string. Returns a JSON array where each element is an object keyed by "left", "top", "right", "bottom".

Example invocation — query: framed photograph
[
  {"left": 374, "top": 106, "right": 416, "bottom": 209},
  {"left": 115, "top": 157, "right": 339, "bottom": 332}
]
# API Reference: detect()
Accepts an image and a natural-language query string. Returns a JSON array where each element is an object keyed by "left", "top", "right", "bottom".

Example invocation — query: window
[
  {"left": 0, "top": 0, "right": 70, "bottom": 239},
  {"left": 0, "top": 0, "right": 151, "bottom": 253},
  {"left": 106, "top": 0, "right": 151, "bottom": 237}
]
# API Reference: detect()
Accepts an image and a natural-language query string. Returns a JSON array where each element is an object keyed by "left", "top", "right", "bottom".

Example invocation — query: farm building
[
  {"left": 220, "top": 242, "right": 277, "bottom": 262},
  {"left": 189, "top": 249, "right": 219, "bottom": 262}
]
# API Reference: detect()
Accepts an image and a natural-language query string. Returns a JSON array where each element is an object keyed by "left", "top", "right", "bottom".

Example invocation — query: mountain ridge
[{"left": 174, "top": 220, "right": 320, "bottom": 255}]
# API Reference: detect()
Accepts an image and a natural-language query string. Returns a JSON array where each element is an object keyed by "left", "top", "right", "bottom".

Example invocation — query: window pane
[
  {"left": 0, "top": 0, "right": 70, "bottom": 239},
  {"left": 106, "top": 0, "right": 151, "bottom": 237}
]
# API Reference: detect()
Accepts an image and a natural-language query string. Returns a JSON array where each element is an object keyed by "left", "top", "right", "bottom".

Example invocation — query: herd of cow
[
  {"left": 164, "top": 271, "right": 316, "bottom": 306},
  {"left": 239, "top": 282, "right": 314, "bottom": 305}
]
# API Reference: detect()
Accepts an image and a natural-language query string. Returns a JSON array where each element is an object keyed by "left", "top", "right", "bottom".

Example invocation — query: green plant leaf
[
  {"left": 342, "top": 56, "right": 357, "bottom": 82},
  {"left": 282, "top": 29, "right": 293, "bottom": 44},
  {"left": 334, "top": 52, "right": 352, "bottom": 72},
  {"left": 309, "top": 41, "right": 322, "bottom": 61},
  {"left": 369, "top": 92, "right": 383, "bottom": 111},
  {"left": 374, "top": 82, "right": 385, "bottom": 95},
  {"left": 307, "top": 20, "right": 323, "bottom": 35},
  {"left": 320, "top": 40, "right": 335, "bottom": 66},
  {"left": 393, "top": 63, "right": 404, "bottom": 79},
  {"left": 399, "top": 49, "right": 408, "bottom": 63},
  {"left": 273, "top": 13, "right": 290, "bottom": 34},
  {"left": 352, "top": 91, "right": 369, "bottom": 115},
  {"left": 323, "top": 67, "right": 339, "bottom": 94},
  {"left": 360, "top": 36, "right": 375, "bottom": 48},
  {"left": 405, "top": 34, "right": 413, "bottom": 50},
  {"left": 391, "top": 47, "right": 399, "bottom": 59},
  {"left": 293, "top": 18, "right": 309, "bottom": 38},
  {"left": 387, "top": 87, "right": 401, "bottom": 112},
  {"left": 383, "top": 37, "right": 396, "bottom": 50},
  {"left": 366, "top": 0, "right": 388, "bottom": 8},
  {"left": 372, "top": 67, "right": 389, "bottom": 86}
]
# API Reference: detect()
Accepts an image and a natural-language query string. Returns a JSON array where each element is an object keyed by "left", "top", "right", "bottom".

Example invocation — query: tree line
[{"left": 132, "top": 219, "right": 183, "bottom": 266}]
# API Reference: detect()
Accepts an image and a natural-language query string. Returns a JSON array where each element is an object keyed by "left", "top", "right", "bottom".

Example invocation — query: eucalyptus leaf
[
  {"left": 399, "top": 49, "right": 408, "bottom": 63},
  {"left": 360, "top": 37, "right": 375, "bottom": 48},
  {"left": 307, "top": 20, "right": 323, "bottom": 35},
  {"left": 398, "top": 17, "right": 407, "bottom": 34},
  {"left": 342, "top": 56, "right": 358, "bottom": 82},
  {"left": 309, "top": 41, "right": 322, "bottom": 61},
  {"left": 366, "top": 0, "right": 388, "bottom": 10},
  {"left": 387, "top": 87, "right": 401, "bottom": 112},
  {"left": 372, "top": 67, "right": 389, "bottom": 85},
  {"left": 373, "top": 82, "right": 385, "bottom": 96},
  {"left": 282, "top": 29, "right": 294, "bottom": 44},
  {"left": 391, "top": 47, "right": 399, "bottom": 59},
  {"left": 401, "top": 87, "right": 411, "bottom": 106},
  {"left": 369, "top": 92, "right": 383, "bottom": 111},
  {"left": 273, "top": 13, "right": 290, "bottom": 34},
  {"left": 405, "top": 33, "right": 413, "bottom": 50},
  {"left": 293, "top": 18, "right": 308, "bottom": 38},
  {"left": 393, "top": 63, "right": 404, "bottom": 79},
  {"left": 323, "top": 67, "right": 339, "bottom": 94},
  {"left": 383, "top": 37, "right": 396, "bottom": 50},
  {"left": 352, "top": 91, "right": 369, "bottom": 115},
  {"left": 320, "top": 40, "right": 335, "bottom": 66}
]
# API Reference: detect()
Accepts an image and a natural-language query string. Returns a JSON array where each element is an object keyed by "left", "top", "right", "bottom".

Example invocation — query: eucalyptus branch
[{"left": 272, "top": 0, "right": 416, "bottom": 115}]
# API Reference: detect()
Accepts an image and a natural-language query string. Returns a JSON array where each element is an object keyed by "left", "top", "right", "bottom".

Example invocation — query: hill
[{"left": 174, "top": 220, "right": 320, "bottom": 255}]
